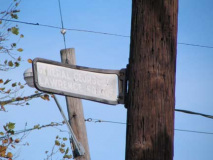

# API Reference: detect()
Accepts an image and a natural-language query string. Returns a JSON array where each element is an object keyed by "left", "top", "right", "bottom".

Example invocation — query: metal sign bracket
[{"left": 118, "top": 68, "right": 127, "bottom": 104}]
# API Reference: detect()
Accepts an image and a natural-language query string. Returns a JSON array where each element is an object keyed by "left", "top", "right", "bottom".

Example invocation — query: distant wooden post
[{"left": 60, "top": 48, "right": 90, "bottom": 160}]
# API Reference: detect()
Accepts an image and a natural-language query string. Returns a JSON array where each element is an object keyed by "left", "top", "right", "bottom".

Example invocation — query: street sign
[{"left": 32, "top": 58, "right": 126, "bottom": 105}]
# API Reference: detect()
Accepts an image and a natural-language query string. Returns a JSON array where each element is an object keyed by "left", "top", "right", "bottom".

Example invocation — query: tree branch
[
  {"left": 0, "top": 122, "right": 65, "bottom": 140},
  {"left": 0, "top": 93, "right": 43, "bottom": 106}
]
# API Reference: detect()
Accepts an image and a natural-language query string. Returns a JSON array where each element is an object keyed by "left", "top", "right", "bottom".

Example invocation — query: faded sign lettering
[{"left": 36, "top": 62, "right": 118, "bottom": 102}]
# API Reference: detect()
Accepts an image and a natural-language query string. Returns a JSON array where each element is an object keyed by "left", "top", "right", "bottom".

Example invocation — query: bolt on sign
[{"left": 32, "top": 58, "right": 126, "bottom": 105}]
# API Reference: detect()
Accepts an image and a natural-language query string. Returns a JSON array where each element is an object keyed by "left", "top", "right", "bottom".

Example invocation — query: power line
[
  {"left": 2, "top": 18, "right": 213, "bottom": 49},
  {"left": 175, "top": 109, "right": 213, "bottom": 119},
  {"left": 178, "top": 42, "right": 213, "bottom": 49},
  {"left": 85, "top": 118, "right": 213, "bottom": 135},
  {"left": 175, "top": 129, "right": 213, "bottom": 135},
  {"left": 85, "top": 118, "right": 127, "bottom": 125},
  {"left": 0, "top": 18, "right": 129, "bottom": 37},
  {"left": 85, "top": 109, "right": 213, "bottom": 123},
  {"left": 58, "top": 0, "right": 67, "bottom": 49},
  {"left": 58, "top": 0, "right": 64, "bottom": 30},
  {"left": 0, "top": 119, "right": 212, "bottom": 141},
  {"left": 0, "top": 18, "right": 61, "bottom": 29}
]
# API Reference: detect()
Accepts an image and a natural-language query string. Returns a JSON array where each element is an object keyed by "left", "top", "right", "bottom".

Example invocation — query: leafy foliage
[
  {"left": 0, "top": 122, "right": 71, "bottom": 160},
  {"left": 0, "top": 122, "right": 27, "bottom": 160},
  {"left": 45, "top": 135, "right": 72, "bottom": 160},
  {"left": 0, "top": 0, "right": 23, "bottom": 71},
  {"left": 0, "top": 1, "right": 46, "bottom": 111},
  {"left": 0, "top": 1, "right": 72, "bottom": 160},
  {"left": 0, "top": 0, "right": 32, "bottom": 111}
]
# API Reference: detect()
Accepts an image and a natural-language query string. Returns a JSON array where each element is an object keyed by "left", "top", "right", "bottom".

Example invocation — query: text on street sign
[{"left": 32, "top": 58, "right": 126, "bottom": 105}]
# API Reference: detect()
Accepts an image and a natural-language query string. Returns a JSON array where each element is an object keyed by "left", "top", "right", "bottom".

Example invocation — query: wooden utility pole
[
  {"left": 125, "top": 0, "right": 178, "bottom": 160},
  {"left": 60, "top": 48, "right": 90, "bottom": 160}
]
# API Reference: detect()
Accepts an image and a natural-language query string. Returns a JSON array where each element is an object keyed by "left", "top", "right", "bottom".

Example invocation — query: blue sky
[{"left": 1, "top": 0, "right": 213, "bottom": 159}]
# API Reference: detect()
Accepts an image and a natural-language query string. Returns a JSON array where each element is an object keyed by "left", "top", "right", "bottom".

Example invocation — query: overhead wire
[
  {"left": 85, "top": 118, "right": 213, "bottom": 135},
  {"left": 1, "top": 18, "right": 213, "bottom": 49},
  {"left": 0, "top": 118, "right": 213, "bottom": 140},
  {"left": 178, "top": 42, "right": 213, "bottom": 49},
  {"left": 174, "top": 129, "right": 213, "bottom": 135},
  {"left": 58, "top": 0, "right": 67, "bottom": 49},
  {"left": 0, "top": 18, "right": 129, "bottom": 37},
  {"left": 85, "top": 118, "right": 127, "bottom": 125},
  {"left": 175, "top": 109, "right": 213, "bottom": 119}
]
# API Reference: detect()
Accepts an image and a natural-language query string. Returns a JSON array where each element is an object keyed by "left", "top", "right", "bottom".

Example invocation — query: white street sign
[{"left": 32, "top": 58, "right": 126, "bottom": 105}]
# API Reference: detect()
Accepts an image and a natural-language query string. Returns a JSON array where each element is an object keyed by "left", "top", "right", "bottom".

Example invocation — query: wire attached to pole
[
  {"left": 175, "top": 109, "right": 213, "bottom": 119},
  {"left": 58, "top": 0, "right": 68, "bottom": 63},
  {"left": 58, "top": 0, "right": 66, "bottom": 47}
]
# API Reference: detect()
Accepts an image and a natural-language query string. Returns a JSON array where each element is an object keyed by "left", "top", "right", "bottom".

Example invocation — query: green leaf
[
  {"left": 3, "top": 125, "right": 7, "bottom": 131},
  {"left": 63, "top": 154, "right": 72, "bottom": 159},
  {"left": 8, "top": 61, "right": 13, "bottom": 67},
  {"left": 7, "top": 152, "right": 13, "bottom": 158},
  {"left": 2, "top": 139, "right": 8, "bottom": 144},
  {"left": 63, "top": 137, "right": 68, "bottom": 141},
  {"left": 0, "top": 145, "right": 7, "bottom": 157},
  {"left": 17, "top": 48, "right": 23, "bottom": 52},
  {"left": 11, "top": 9, "right": 20, "bottom": 13},
  {"left": 15, "top": 139, "right": 20, "bottom": 143},
  {"left": 0, "top": 20, "right": 2, "bottom": 24},
  {"left": 11, "top": 43, "right": 16, "bottom": 47},
  {"left": 20, "top": 34, "right": 24, "bottom": 38},
  {"left": 12, "top": 82, "right": 17, "bottom": 87},
  {"left": 65, "top": 147, "right": 69, "bottom": 154},
  {"left": 61, "top": 143, "right": 65, "bottom": 148},
  {"left": 11, "top": 27, "right": 19, "bottom": 35},
  {"left": 1, "top": 105, "right": 5, "bottom": 111},
  {"left": 0, "top": 132, "right": 4, "bottom": 135},
  {"left": 4, "top": 60, "right": 7, "bottom": 64},
  {"left": 41, "top": 94, "right": 50, "bottom": 101},
  {"left": 59, "top": 148, "right": 65, "bottom": 153},
  {"left": 17, "top": 56, "right": 21, "bottom": 61},
  {"left": 15, "top": 62, "right": 20, "bottom": 67},
  {"left": 34, "top": 124, "right": 40, "bottom": 129},
  {"left": 20, "top": 85, "right": 24, "bottom": 89},
  {"left": 5, "top": 89, "right": 11, "bottom": 94},
  {"left": 28, "top": 59, "right": 33, "bottom": 63},
  {"left": 4, "top": 79, "right": 11, "bottom": 85},
  {"left": 16, "top": 97, "right": 22, "bottom": 101},
  {"left": 8, "top": 130, "right": 14, "bottom": 135},
  {"left": 55, "top": 140, "right": 60, "bottom": 146},
  {"left": 11, "top": 13, "right": 18, "bottom": 19},
  {"left": 7, "top": 122, "right": 15, "bottom": 130}
]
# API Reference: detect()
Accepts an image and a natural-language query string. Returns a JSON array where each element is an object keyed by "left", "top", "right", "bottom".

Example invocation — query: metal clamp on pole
[
  {"left": 53, "top": 95, "right": 85, "bottom": 157},
  {"left": 118, "top": 68, "right": 127, "bottom": 104}
]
